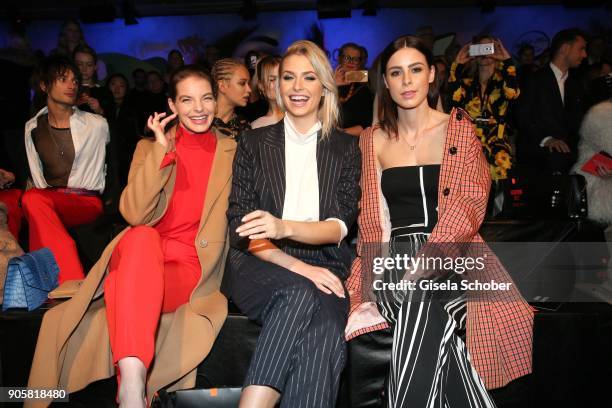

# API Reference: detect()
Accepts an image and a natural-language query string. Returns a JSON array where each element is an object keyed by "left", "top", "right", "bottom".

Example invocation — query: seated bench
[
  {"left": 1, "top": 219, "right": 609, "bottom": 406},
  {"left": 2, "top": 301, "right": 612, "bottom": 408}
]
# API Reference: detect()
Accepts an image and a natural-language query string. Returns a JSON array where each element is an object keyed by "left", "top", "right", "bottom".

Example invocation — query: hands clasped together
[{"left": 236, "top": 210, "right": 346, "bottom": 298}]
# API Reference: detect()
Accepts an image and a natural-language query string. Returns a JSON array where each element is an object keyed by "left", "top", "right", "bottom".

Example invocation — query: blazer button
[
  {"left": 199, "top": 239, "right": 208, "bottom": 248},
  {"left": 456, "top": 112, "right": 463, "bottom": 121},
  {"left": 449, "top": 146, "right": 457, "bottom": 155},
  {"left": 443, "top": 188, "right": 450, "bottom": 196}
]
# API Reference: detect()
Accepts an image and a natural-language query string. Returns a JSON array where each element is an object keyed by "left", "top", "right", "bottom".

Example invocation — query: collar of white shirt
[
  {"left": 549, "top": 62, "right": 568, "bottom": 83},
  {"left": 284, "top": 115, "right": 321, "bottom": 145}
]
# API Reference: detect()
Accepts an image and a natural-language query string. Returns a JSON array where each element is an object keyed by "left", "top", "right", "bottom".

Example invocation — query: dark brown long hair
[
  {"left": 377, "top": 35, "right": 439, "bottom": 139},
  {"left": 168, "top": 65, "right": 213, "bottom": 101},
  {"left": 163, "top": 65, "right": 214, "bottom": 131}
]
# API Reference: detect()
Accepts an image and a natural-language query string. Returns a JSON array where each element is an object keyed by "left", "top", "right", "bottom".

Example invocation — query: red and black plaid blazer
[{"left": 346, "top": 108, "right": 534, "bottom": 389}]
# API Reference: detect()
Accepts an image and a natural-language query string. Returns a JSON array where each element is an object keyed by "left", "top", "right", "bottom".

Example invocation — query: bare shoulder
[
  {"left": 371, "top": 126, "right": 390, "bottom": 155},
  {"left": 426, "top": 110, "right": 450, "bottom": 148},
  {"left": 431, "top": 110, "right": 450, "bottom": 132}
]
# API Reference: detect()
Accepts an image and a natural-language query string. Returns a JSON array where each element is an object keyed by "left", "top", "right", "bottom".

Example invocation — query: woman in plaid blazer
[{"left": 345, "top": 36, "right": 534, "bottom": 407}]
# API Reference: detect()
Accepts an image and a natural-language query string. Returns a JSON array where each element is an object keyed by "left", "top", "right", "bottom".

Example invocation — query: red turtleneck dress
[{"left": 104, "top": 124, "right": 216, "bottom": 370}]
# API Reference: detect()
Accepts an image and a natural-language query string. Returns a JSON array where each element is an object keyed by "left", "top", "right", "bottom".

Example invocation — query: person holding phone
[
  {"left": 448, "top": 35, "right": 519, "bottom": 183},
  {"left": 334, "top": 42, "right": 374, "bottom": 136},
  {"left": 226, "top": 40, "right": 360, "bottom": 407},
  {"left": 73, "top": 44, "right": 112, "bottom": 117}
]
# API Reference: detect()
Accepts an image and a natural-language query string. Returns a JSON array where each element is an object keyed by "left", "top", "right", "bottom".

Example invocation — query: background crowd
[{"left": 0, "top": 18, "right": 611, "bottom": 267}]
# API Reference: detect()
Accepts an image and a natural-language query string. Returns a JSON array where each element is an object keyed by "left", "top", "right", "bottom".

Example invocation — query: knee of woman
[
  {"left": 324, "top": 314, "right": 346, "bottom": 341},
  {"left": 121, "top": 226, "right": 161, "bottom": 249},
  {"left": 285, "top": 280, "right": 320, "bottom": 312}
]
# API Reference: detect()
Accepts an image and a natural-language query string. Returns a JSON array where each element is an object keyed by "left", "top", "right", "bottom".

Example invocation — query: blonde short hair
[{"left": 277, "top": 40, "right": 339, "bottom": 139}]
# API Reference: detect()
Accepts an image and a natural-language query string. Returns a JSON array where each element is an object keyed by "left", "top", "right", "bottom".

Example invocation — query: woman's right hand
[
  {"left": 455, "top": 43, "right": 472, "bottom": 65},
  {"left": 292, "top": 261, "right": 345, "bottom": 298},
  {"left": 596, "top": 165, "right": 612, "bottom": 178},
  {"left": 334, "top": 65, "right": 348, "bottom": 87},
  {"left": 147, "top": 112, "right": 177, "bottom": 148}
]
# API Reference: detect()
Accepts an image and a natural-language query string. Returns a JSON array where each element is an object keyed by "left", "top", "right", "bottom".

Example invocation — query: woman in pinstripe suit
[
  {"left": 345, "top": 36, "right": 533, "bottom": 407},
  {"left": 226, "top": 40, "right": 361, "bottom": 408}
]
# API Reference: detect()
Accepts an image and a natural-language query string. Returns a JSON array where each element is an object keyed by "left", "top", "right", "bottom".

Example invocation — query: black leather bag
[
  {"left": 524, "top": 173, "right": 588, "bottom": 219},
  {"left": 565, "top": 174, "right": 588, "bottom": 219},
  {"left": 152, "top": 388, "right": 242, "bottom": 408}
]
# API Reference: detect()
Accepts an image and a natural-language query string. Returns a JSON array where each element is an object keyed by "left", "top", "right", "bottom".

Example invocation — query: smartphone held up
[
  {"left": 469, "top": 43, "right": 495, "bottom": 57},
  {"left": 345, "top": 70, "right": 369, "bottom": 83}
]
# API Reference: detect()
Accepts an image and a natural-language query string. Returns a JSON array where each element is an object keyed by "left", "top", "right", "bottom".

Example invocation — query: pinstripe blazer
[
  {"left": 226, "top": 120, "right": 361, "bottom": 285},
  {"left": 346, "top": 108, "right": 534, "bottom": 389}
]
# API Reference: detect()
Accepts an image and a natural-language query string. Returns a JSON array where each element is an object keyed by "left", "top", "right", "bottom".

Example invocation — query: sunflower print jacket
[{"left": 448, "top": 58, "right": 519, "bottom": 180}]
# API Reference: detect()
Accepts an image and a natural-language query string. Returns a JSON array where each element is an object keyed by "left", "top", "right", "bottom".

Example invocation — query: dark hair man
[
  {"left": 517, "top": 28, "right": 588, "bottom": 174},
  {"left": 22, "top": 55, "right": 109, "bottom": 283}
]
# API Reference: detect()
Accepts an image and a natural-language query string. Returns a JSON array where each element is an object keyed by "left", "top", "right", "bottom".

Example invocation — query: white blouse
[{"left": 282, "top": 116, "right": 347, "bottom": 242}]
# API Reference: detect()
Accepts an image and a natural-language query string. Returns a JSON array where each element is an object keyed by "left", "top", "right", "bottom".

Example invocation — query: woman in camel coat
[{"left": 26, "top": 66, "right": 236, "bottom": 407}]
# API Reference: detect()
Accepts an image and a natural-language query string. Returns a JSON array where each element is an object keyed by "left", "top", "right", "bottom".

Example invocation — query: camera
[
  {"left": 469, "top": 43, "right": 495, "bottom": 57},
  {"left": 345, "top": 70, "right": 369, "bottom": 83}
]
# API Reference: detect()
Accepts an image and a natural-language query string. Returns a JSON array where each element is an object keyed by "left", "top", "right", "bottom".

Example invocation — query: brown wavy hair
[{"left": 377, "top": 35, "right": 439, "bottom": 139}]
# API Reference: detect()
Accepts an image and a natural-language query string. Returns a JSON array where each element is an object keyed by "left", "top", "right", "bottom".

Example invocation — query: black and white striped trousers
[
  {"left": 376, "top": 232, "right": 496, "bottom": 408},
  {"left": 229, "top": 252, "right": 349, "bottom": 408}
]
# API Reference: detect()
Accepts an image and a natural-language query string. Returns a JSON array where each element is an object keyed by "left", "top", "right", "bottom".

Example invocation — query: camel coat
[{"left": 26, "top": 126, "right": 237, "bottom": 407}]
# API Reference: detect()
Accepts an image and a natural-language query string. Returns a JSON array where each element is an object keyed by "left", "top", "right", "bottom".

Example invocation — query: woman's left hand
[
  {"left": 86, "top": 96, "right": 104, "bottom": 115},
  {"left": 596, "top": 165, "right": 612, "bottom": 178},
  {"left": 237, "top": 210, "right": 290, "bottom": 240},
  {"left": 492, "top": 39, "right": 511, "bottom": 60}
]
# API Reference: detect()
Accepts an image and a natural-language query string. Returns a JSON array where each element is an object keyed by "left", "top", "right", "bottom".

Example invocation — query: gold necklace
[
  {"left": 47, "top": 115, "right": 67, "bottom": 157},
  {"left": 49, "top": 129, "right": 65, "bottom": 157},
  {"left": 407, "top": 137, "right": 419, "bottom": 151},
  {"left": 402, "top": 110, "right": 431, "bottom": 151},
  {"left": 402, "top": 128, "right": 422, "bottom": 151}
]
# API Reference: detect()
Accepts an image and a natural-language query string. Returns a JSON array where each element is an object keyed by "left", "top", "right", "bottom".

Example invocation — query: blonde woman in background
[{"left": 251, "top": 55, "right": 284, "bottom": 129}]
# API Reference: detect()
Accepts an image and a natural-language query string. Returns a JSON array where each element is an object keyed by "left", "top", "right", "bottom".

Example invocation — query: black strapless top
[{"left": 381, "top": 165, "right": 441, "bottom": 235}]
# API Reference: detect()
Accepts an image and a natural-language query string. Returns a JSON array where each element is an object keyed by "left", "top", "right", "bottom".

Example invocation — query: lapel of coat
[
  {"left": 435, "top": 108, "right": 465, "bottom": 225},
  {"left": 544, "top": 66, "right": 564, "bottom": 113},
  {"left": 197, "top": 127, "right": 237, "bottom": 234},
  {"left": 261, "top": 121, "right": 286, "bottom": 218},
  {"left": 162, "top": 126, "right": 178, "bottom": 209},
  {"left": 316, "top": 129, "right": 337, "bottom": 220}
]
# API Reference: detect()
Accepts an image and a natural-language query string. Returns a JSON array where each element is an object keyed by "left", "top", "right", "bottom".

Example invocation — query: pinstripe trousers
[{"left": 229, "top": 250, "right": 349, "bottom": 408}]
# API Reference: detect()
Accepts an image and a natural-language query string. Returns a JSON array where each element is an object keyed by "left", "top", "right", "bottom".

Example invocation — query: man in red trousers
[{"left": 23, "top": 55, "right": 109, "bottom": 283}]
